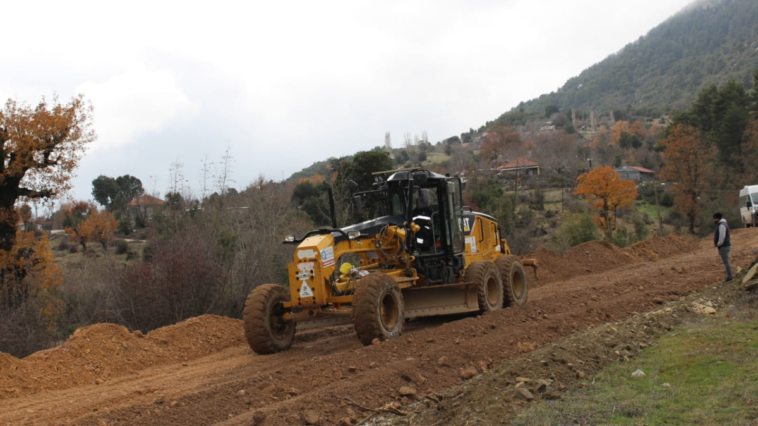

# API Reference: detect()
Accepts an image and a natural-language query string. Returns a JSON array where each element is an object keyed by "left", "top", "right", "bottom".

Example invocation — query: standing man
[{"left": 713, "top": 212, "right": 733, "bottom": 283}]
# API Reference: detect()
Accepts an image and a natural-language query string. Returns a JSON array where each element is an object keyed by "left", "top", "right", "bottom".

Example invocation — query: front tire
[
  {"left": 243, "top": 284, "right": 296, "bottom": 354},
  {"left": 353, "top": 273, "right": 404, "bottom": 345},
  {"left": 495, "top": 255, "right": 528, "bottom": 307}
]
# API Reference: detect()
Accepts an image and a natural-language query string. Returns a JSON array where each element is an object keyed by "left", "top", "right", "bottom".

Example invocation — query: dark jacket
[{"left": 714, "top": 218, "right": 731, "bottom": 248}]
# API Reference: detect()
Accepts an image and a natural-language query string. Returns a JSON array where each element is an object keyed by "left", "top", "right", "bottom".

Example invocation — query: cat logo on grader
[{"left": 243, "top": 169, "right": 537, "bottom": 354}]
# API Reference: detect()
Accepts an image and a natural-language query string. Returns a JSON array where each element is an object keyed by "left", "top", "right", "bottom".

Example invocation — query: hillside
[{"left": 505, "top": 0, "right": 758, "bottom": 119}]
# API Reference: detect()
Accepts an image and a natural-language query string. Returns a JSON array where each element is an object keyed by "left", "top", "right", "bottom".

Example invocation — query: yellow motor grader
[{"left": 243, "top": 169, "right": 537, "bottom": 354}]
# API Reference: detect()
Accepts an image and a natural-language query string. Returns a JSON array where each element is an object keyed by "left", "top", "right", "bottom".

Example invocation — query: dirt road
[{"left": 2, "top": 231, "right": 755, "bottom": 426}]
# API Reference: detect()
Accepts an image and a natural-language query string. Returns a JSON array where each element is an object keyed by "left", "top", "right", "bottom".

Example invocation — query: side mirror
[
  {"left": 348, "top": 180, "right": 359, "bottom": 194},
  {"left": 352, "top": 195, "right": 364, "bottom": 216},
  {"left": 411, "top": 171, "right": 428, "bottom": 184}
]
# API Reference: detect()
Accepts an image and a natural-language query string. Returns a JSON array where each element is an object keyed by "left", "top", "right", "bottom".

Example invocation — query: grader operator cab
[{"left": 243, "top": 169, "right": 537, "bottom": 354}]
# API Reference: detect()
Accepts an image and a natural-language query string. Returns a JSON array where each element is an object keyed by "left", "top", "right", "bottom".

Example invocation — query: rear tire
[
  {"left": 464, "top": 261, "right": 503, "bottom": 313},
  {"left": 243, "top": 284, "right": 296, "bottom": 354},
  {"left": 495, "top": 255, "right": 528, "bottom": 307},
  {"left": 353, "top": 273, "right": 404, "bottom": 345}
]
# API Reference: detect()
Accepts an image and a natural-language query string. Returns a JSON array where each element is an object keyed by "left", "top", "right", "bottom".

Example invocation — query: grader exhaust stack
[{"left": 243, "top": 169, "right": 536, "bottom": 353}]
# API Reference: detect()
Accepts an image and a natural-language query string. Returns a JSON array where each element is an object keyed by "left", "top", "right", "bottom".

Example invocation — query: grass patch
[
  {"left": 635, "top": 200, "right": 672, "bottom": 222},
  {"left": 421, "top": 152, "right": 450, "bottom": 166},
  {"left": 515, "top": 313, "right": 758, "bottom": 425}
]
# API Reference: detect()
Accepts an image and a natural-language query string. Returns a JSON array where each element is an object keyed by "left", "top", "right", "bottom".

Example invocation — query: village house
[
  {"left": 488, "top": 158, "right": 541, "bottom": 177},
  {"left": 125, "top": 194, "right": 166, "bottom": 223},
  {"left": 615, "top": 166, "right": 655, "bottom": 181}
]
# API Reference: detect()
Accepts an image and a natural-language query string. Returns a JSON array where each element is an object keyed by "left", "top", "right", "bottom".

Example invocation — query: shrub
[
  {"left": 563, "top": 196, "right": 588, "bottom": 214},
  {"left": 114, "top": 232, "right": 224, "bottom": 331},
  {"left": 69, "top": 245, "right": 79, "bottom": 254},
  {"left": 115, "top": 240, "right": 128, "bottom": 255},
  {"left": 142, "top": 243, "right": 155, "bottom": 261},
  {"left": 0, "top": 303, "right": 60, "bottom": 358},
  {"left": 118, "top": 217, "right": 132, "bottom": 236},
  {"left": 608, "top": 227, "right": 634, "bottom": 248},
  {"left": 57, "top": 236, "right": 71, "bottom": 251},
  {"left": 552, "top": 212, "right": 601, "bottom": 251},
  {"left": 531, "top": 185, "right": 545, "bottom": 211},
  {"left": 634, "top": 218, "right": 649, "bottom": 242},
  {"left": 545, "top": 210, "right": 556, "bottom": 219}
]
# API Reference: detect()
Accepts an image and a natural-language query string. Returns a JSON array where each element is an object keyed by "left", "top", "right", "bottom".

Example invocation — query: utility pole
[
  {"left": 513, "top": 159, "right": 521, "bottom": 211},
  {"left": 653, "top": 180, "right": 663, "bottom": 235},
  {"left": 561, "top": 171, "right": 564, "bottom": 212}
]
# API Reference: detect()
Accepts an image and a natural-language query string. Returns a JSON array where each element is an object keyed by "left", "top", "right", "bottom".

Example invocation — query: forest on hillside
[{"left": 510, "top": 0, "right": 758, "bottom": 118}]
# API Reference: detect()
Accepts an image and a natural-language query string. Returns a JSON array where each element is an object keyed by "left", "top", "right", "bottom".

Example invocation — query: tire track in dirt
[{"left": 1, "top": 231, "right": 753, "bottom": 425}]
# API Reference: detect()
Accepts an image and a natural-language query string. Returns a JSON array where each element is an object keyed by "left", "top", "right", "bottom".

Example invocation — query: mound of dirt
[
  {"left": 626, "top": 233, "right": 698, "bottom": 260},
  {"left": 527, "top": 234, "right": 698, "bottom": 285},
  {"left": 0, "top": 315, "right": 244, "bottom": 400},
  {"left": 528, "top": 240, "right": 634, "bottom": 284}
]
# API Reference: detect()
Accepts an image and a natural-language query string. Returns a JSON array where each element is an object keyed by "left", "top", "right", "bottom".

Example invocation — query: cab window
[{"left": 446, "top": 179, "right": 464, "bottom": 253}]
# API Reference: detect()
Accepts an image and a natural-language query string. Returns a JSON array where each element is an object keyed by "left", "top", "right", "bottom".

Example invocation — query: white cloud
[
  {"left": 76, "top": 65, "right": 198, "bottom": 151},
  {"left": 1, "top": 0, "right": 695, "bottom": 200}
]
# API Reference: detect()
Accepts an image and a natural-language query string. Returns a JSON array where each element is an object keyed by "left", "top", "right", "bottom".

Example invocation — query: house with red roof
[
  {"left": 125, "top": 194, "right": 166, "bottom": 223},
  {"left": 491, "top": 158, "right": 541, "bottom": 176},
  {"left": 615, "top": 166, "right": 655, "bottom": 181}
]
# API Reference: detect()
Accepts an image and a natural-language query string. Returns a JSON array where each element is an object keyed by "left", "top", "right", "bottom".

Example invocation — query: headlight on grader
[
  {"left": 284, "top": 235, "right": 295, "bottom": 243},
  {"left": 348, "top": 231, "right": 361, "bottom": 240}
]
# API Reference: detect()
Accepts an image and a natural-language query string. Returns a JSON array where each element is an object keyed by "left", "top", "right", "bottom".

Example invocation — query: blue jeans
[{"left": 718, "top": 246, "right": 732, "bottom": 280}]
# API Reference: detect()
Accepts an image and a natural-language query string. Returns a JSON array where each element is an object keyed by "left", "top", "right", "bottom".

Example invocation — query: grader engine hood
[{"left": 289, "top": 234, "right": 336, "bottom": 307}]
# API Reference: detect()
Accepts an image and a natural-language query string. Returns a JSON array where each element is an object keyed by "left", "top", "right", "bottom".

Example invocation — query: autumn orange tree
[
  {"left": 0, "top": 95, "right": 94, "bottom": 307},
  {"left": 660, "top": 124, "right": 718, "bottom": 233},
  {"left": 575, "top": 166, "right": 638, "bottom": 238},
  {"left": 0, "top": 96, "right": 94, "bottom": 249},
  {"left": 65, "top": 205, "right": 118, "bottom": 252}
]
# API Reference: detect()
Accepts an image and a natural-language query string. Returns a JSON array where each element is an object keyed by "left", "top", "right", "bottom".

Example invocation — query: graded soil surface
[{"left": 1, "top": 231, "right": 755, "bottom": 426}]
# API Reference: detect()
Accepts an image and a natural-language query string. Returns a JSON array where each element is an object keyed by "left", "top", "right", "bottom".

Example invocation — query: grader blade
[
  {"left": 402, "top": 283, "right": 479, "bottom": 319},
  {"left": 297, "top": 317, "right": 353, "bottom": 330}
]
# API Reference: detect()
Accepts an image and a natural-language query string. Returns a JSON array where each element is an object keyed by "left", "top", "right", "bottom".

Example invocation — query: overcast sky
[{"left": 1, "top": 0, "right": 693, "bottom": 205}]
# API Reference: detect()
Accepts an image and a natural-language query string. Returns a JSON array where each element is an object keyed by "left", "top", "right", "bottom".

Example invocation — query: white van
[{"left": 739, "top": 185, "right": 758, "bottom": 227}]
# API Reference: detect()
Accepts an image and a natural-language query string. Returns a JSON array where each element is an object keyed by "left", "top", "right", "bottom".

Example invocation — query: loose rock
[
  {"left": 514, "top": 388, "right": 534, "bottom": 400},
  {"left": 631, "top": 369, "right": 646, "bottom": 378},
  {"left": 302, "top": 410, "right": 320, "bottom": 425},
  {"left": 398, "top": 386, "right": 416, "bottom": 397},
  {"left": 459, "top": 367, "right": 478, "bottom": 380}
]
